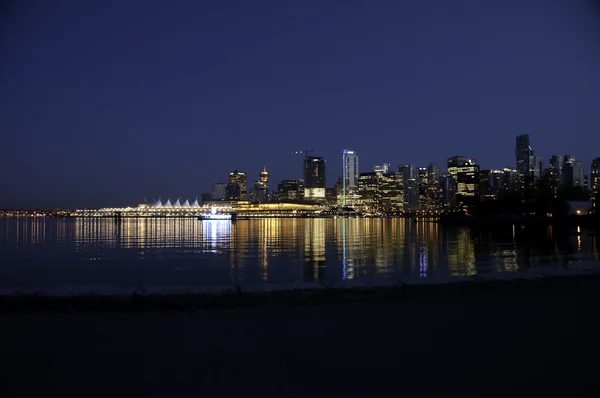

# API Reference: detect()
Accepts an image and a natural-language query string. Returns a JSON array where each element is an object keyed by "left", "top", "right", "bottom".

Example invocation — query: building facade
[
  {"left": 563, "top": 156, "right": 585, "bottom": 188},
  {"left": 226, "top": 169, "right": 247, "bottom": 201},
  {"left": 342, "top": 150, "right": 358, "bottom": 205},
  {"left": 448, "top": 156, "right": 480, "bottom": 208},
  {"left": 304, "top": 156, "right": 326, "bottom": 200}
]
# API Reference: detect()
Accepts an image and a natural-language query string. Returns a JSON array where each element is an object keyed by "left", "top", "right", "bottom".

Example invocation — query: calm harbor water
[{"left": 0, "top": 217, "right": 598, "bottom": 289}]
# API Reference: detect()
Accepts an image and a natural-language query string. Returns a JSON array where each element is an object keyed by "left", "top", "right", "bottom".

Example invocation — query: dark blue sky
[{"left": 1, "top": 0, "right": 599, "bottom": 208}]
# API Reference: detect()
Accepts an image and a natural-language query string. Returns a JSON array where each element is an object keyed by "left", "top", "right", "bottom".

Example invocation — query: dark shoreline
[{"left": 3, "top": 271, "right": 600, "bottom": 313}]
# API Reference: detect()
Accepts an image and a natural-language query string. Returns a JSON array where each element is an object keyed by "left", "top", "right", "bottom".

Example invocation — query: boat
[{"left": 198, "top": 207, "right": 237, "bottom": 221}]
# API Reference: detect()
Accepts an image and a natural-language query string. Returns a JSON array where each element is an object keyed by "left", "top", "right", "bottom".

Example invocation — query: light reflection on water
[{"left": 0, "top": 218, "right": 598, "bottom": 288}]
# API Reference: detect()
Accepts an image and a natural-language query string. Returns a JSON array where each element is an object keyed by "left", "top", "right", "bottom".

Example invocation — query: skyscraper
[
  {"left": 373, "top": 163, "right": 390, "bottom": 174},
  {"left": 212, "top": 182, "right": 227, "bottom": 200},
  {"left": 591, "top": 158, "right": 600, "bottom": 192},
  {"left": 549, "top": 155, "right": 564, "bottom": 191},
  {"left": 515, "top": 134, "right": 531, "bottom": 178},
  {"left": 515, "top": 134, "right": 540, "bottom": 188},
  {"left": 250, "top": 167, "right": 269, "bottom": 203},
  {"left": 563, "top": 156, "right": 585, "bottom": 188},
  {"left": 448, "top": 156, "right": 480, "bottom": 207},
  {"left": 226, "top": 169, "right": 247, "bottom": 201},
  {"left": 592, "top": 158, "right": 600, "bottom": 215},
  {"left": 342, "top": 150, "right": 359, "bottom": 204},
  {"left": 398, "top": 164, "right": 418, "bottom": 210},
  {"left": 304, "top": 156, "right": 326, "bottom": 200}
]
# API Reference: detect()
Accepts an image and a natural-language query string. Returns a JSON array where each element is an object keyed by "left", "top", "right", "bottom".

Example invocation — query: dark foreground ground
[{"left": 2, "top": 277, "right": 600, "bottom": 397}]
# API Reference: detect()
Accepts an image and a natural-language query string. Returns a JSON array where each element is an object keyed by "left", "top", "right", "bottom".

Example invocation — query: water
[{"left": 0, "top": 217, "right": 598, "bottom": 289}]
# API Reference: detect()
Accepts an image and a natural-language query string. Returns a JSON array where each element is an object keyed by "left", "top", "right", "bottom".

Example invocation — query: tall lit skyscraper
[
  {"left": 448, "top": 156, "right": 480, "bottom": 207},
  {"left": 304, "top": 156, "right": 326, "bottom": 200},
  {"left": 398, "top": 164, "right": 418, "bottom": 210},
  {"left": 226, "top": 169, "right": 247, "bottom": 201},
  {"left": 342, "top": 150, "right": 358, "bottom": 205},
  {"left": 250, "top": 167, "right": 269, "bottom": 203}
]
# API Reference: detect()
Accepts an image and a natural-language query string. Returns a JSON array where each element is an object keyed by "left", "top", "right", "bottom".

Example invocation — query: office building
[
  {"left": 373, "top": 163, "right": 390, "bottom": 174},
  {"left": 591, "top": 158, "right": 600, "bottom": 191},
  {"left": 304, "top": 156, "right": 326, "bottom": 200},
  {"left": 358, "top": 172, "right": 380, "bottom": 210},
  {"left": 226, "top": 169, "right": 247, "bottom": 201},
  {"left": 563, "top": 156, "right": 585, "bottom": 188},
  {"left": 592, "top": 158, "right": 600, "bottom": 214},
  {"left": 398, "top": 164, "right": 418, "bottom": 210},
  {"left": 549, "top": 155, "right": 564, "bottom": 190},
  {"left": 212, "top": 182, "right": 227, "bottom": 200},
  {"left": 342, "top": 150, "right": 359, "bottom": 204},
  {"left": 274, "top": 180, "right": 300, "bottom": 202},
  {"left": 448, "top": 156, "right": 480, "bottom": 207},
  {"left": 249, "top": 167, "right": 269, "bottom": 203},
  {"left": 480, "top": 169, "right": 503, "bottom": 200},
  {"left": 515, "top": 134, "right": 541, "bottom": 188},
  {"left": 357, "top": 171, "right": 403, "bottom": 212}
]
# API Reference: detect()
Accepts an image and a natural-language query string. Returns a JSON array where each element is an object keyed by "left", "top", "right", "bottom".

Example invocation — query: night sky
[{"left": 1, "top": 0, "right": 599, "bottom": 209}]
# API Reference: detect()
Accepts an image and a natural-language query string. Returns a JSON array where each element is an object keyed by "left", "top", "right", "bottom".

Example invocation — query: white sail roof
[
  {"left": 182, "top": 199, "right": 190, "bottom": 207},
  {"left": 153, "top": 198, "right": 162, "bottom": 207},
  {"left": 164, "top": 198, "right": 172, "bottom": 207},
  {"left": 191, "top": 197, "right": 200, "bottom": 207},
  {"left": 173, "top": 198, "right": 181, "bottom": 207}
]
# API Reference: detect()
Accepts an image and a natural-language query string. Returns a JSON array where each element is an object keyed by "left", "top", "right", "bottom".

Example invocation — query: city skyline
[{"left": 2, "top": 0, "right": 600, "bottom": 208}]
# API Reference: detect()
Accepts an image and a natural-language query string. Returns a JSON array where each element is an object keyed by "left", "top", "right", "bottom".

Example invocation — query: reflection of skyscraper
[{"left": 304, "top": 156, "right": 326, "bottom": 201}]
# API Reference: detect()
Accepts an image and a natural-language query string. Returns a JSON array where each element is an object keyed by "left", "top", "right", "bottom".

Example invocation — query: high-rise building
[
  {"left": 592, "top": 158, "right": 600, "bottom": 215},
  {"left": 250, "top": 167, "right": 269, "bottom": 203},
  {"left": 448, "top": 156, "right": 480, "bottom": 207},
  {"left": 373, "top": 163, "right": 390, "bottom": 174},
  {"left": 591, "top": 158, "right": 600, "bottom": 191},
  {"left": 398, "top": 164, "right": 418, "bottom": 210},
  {"left": 260, "top": 167, "right": 269, "bottom": 184},
  {"left": 379, "top": 172, "right": 404, "bottom": 211},
  {"left": 342, "top": 150, "right": 358, "bottom": 205},
  {"left": 304, "top": 157, "right": 326, "bottom": 200},
  {"left": 515, "top": 134, "right": 530, "bottom": 177},
  {"left": 479, "top": 169, "right": 504, "bottom": 200},
  {"left": 515, "top": 134, "right": 541, "bottom": 188},
  {"left": 502, "top": 168, "right": 519, "bottom": 191},
  {"left": 563, "top": 156, "right": 585, "bottom": 188},
  {"left": 548, "top": 155, "right": 564, "bottom": 194},
  {"left": 212, "top": 182, "right": 227, "bottom": 200},
  {"left": 426, "top": 164, "right": 442, "bottom": 210},
  {"left": 274, "top": 180, "right": 300, "bottom": 202},
  {"left": 418, "top": 167, "right": 428, "bottom": 209},
  {"left": 356, "top": 171, "right": 403, "bottom": 211},
  {"left": 226, "top": 169, "right": 247, "bottom": 201},
  {"left": 358, "top": 172, "right": 380, "bottom": 210}
]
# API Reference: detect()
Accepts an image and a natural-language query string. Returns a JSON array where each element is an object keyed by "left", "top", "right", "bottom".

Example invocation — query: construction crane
[{"left": 291, "top": 148, "right": 314, "bottom": 158}]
